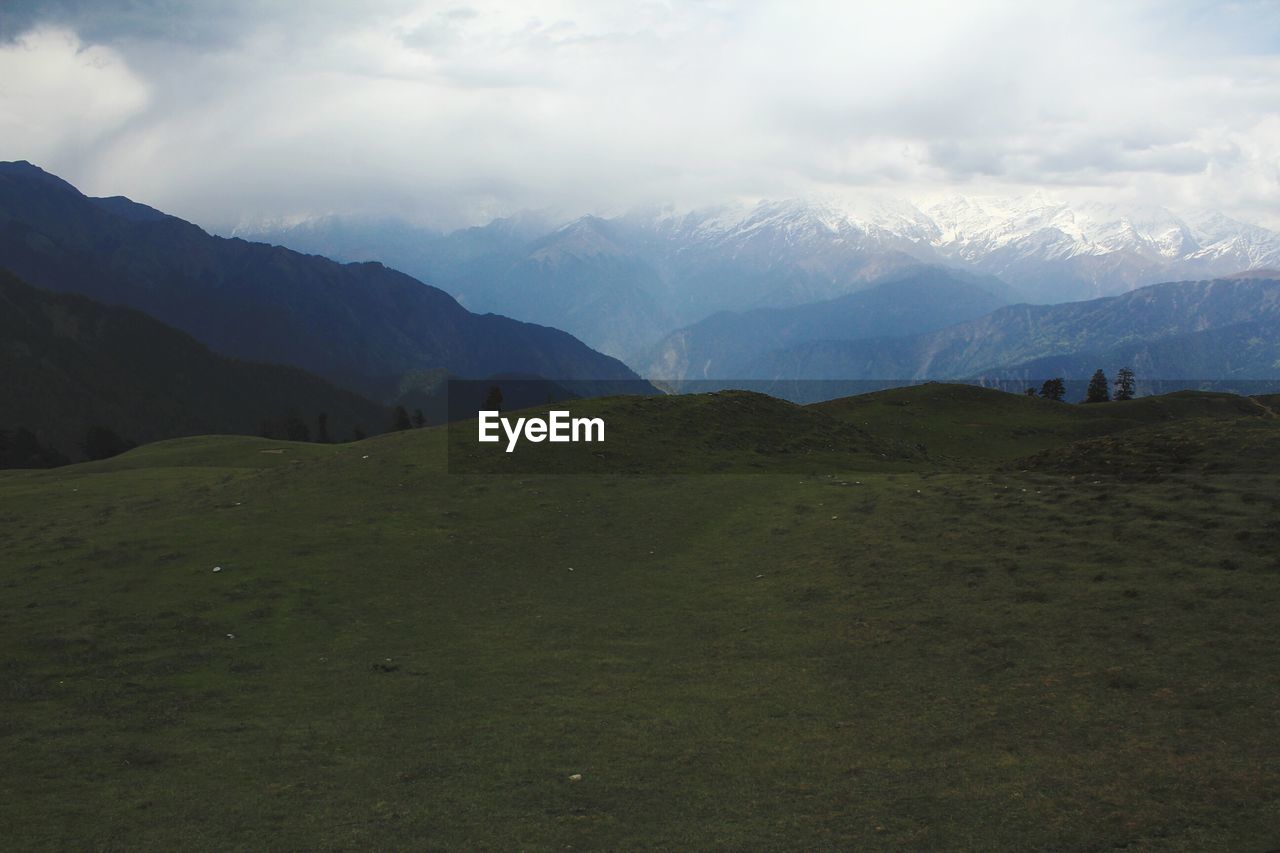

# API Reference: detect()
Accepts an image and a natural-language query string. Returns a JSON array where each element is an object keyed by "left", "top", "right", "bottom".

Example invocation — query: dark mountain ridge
[
  {"left": 1, "top": 268, "right": 388, "bottom": 463},
  {"left": 0, "top": 161, "right": 644, "bottom": 402}
]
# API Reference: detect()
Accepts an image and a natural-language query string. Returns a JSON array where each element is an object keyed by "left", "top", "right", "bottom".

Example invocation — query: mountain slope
[
  {"left": 619, "top": 200, "right": 933, "bottom": 324},
  {"left": 235, "top": 214, "right": 674, "bottom": 361},
  {"left": 241, "top": 196, "right": 1280, "bottom": 341},
  {"left": 461, "top": 217, "right": 675, "bottom": 360},
  {"left": 990, "top": 319, "right": 1280, "bottom": 383},
  {"left": 644, "top": 266, "right": 1014, "bottom": 380},
  {"left": 746, "top": 276, "right": 1280, "bottom": 381},
  {"left": 238, "top": 202, "right": 957, "bottom": 361},
  {"left": 0, "top": 161, "right": 643, "bottom": 401},
  {"left": 0, "top": 268, "right": 388, "bottom": 462}
]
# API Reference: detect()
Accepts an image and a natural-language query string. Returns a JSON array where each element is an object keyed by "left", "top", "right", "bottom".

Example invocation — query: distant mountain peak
[
  {"left": 531, "top": 215, "right": 629, "bottom": 261},
  {"left": 624, "top": 194, "right": 1280, "bottom": 302}
]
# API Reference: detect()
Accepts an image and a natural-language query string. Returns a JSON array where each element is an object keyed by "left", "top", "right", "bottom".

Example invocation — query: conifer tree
[
  {"left": 413, "top": 408, "right": 426, "bottom": 428},
  {"left": 1040, "top": 378, "right": 1066, "bottom": 401},
  {"left": 1114, "top": 367, "right": 1136, "bottom": 401},
  {"left": 1085, "top": 369, "right": 1110, "bottom": 403}
]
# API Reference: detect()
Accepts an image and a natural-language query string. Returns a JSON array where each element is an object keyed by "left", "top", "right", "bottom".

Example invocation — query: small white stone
[
  {"left": 212, "top": 566, "right": 222, "bottom": 573},
  {"left": 226, "top": 633, "right": 235, "bottom": 639},
  {"left": 568, "top": 774, "right": 582, "bottom": 782}
]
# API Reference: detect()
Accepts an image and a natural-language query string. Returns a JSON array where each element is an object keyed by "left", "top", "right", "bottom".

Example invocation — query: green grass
[
  {"left": 813, "top": 382, "right": 1275, "bottom": 462},
  {"left": 2, "top": 388, "right": 1279, "bottom": 849}
]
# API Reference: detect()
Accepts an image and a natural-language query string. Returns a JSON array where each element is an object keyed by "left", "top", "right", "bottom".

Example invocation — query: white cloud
[
  {"left": 0, "top": 27, "right": 149, "bottom": 167},
  {"left": 1, "top": 1, "right": 1278, "bottom": 229}
]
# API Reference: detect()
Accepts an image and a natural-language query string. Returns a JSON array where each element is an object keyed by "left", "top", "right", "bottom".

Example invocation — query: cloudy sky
[{"left": 2, "top": 0, "right": 1278, "bottom": 230}]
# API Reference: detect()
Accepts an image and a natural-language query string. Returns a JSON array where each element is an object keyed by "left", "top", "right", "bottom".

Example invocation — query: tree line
[{"left": 1027, "top": 367, "right": 1136, "bottom": 403}]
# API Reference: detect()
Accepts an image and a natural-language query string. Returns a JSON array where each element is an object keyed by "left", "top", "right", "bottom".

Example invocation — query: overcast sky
[{"left": 2, "top": 0, "right": 1278, "bottom": 230}]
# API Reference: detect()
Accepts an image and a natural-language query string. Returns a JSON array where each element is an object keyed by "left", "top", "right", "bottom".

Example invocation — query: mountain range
[
  {"left": 239, "top": 195, "right": 1280, "bottom": 362},
  {"left": 0, "top": 161, "right": 643, "bottom": 404},
  {"left": 742, "top": 273, "right": 1280, "bottom": 386},
  {"left": 6, "top": 160, "right": 1279, "bottom": 435}
]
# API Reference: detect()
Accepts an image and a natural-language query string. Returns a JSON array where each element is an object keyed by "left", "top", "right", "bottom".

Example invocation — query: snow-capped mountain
[
  {"left": 909, "top": 195, "right": 1280, "bottom": 300},
  {"left": 236, "top": 194, "right": 1280, "bottom": 364},
  {"left": 621, "top": 194, "right": 1280, "bottom": 303}
]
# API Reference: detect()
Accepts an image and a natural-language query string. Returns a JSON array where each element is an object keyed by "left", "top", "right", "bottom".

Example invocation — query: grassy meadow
[{"left": 1, "top": 385, "right": 1278, "bottom": 849}]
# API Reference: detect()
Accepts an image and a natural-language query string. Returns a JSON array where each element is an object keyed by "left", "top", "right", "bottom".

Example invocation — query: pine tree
[
  {"left": 413, "top": 408, "right": 426, "bottom": 428},
  {"left": 1085, "top": 369, "right": 1110, "bottom": 403},
  {"left": 1039, "top": 378, "right": 1066, "bottom": 402},
  {"left": 391, "top": 405, "right": 412, "bottom": 431},
  {"left": 316, "top": 412, "right": 331, "bottom": 443},
  {"left": 1114, "top": 367, "right": 1136, "bottom": 401}
]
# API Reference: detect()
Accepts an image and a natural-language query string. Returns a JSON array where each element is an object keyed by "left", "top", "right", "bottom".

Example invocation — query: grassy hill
[
  {"left": 812, "top": 382, "right": 1275, "bottom": 460},
  {"left": 2, "top": 387, "right": 1278, "bottom": 849}
]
